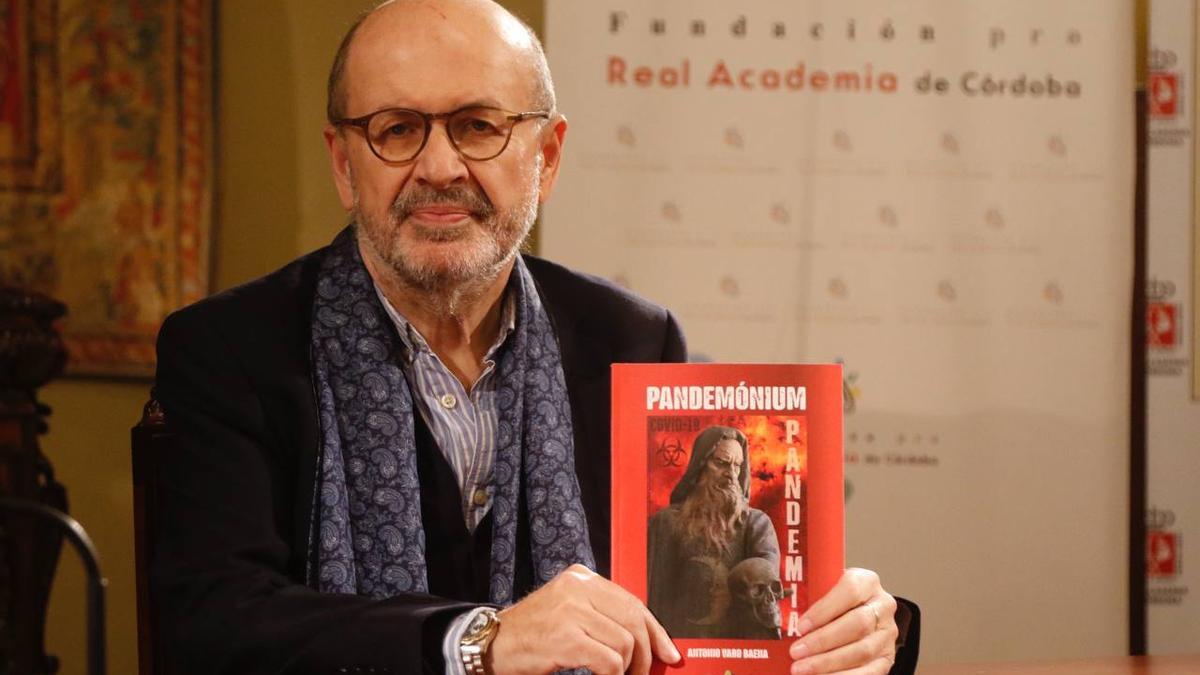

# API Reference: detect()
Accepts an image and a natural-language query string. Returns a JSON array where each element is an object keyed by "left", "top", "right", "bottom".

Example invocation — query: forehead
[
  {"left": 344, "top": 1, "right": 536, "bottom": 113},
  {"left": 711, "top": 439, "right": 743, "bottom": 462}
]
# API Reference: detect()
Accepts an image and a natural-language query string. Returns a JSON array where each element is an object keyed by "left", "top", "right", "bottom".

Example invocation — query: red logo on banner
[
  {"left": 1150, "top": 72, "right": 1179, "bottom": 118},
  {"left": 1147, "top": 303, "right": 1178, "bottom": 349},
  {"left": 1147, "top": 531, "right": 1179, "bottom": 577}
]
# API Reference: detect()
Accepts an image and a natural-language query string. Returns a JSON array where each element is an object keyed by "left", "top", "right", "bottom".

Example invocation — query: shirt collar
[{"left": 371, "top": 279, "right": 518, "bottom": 366}]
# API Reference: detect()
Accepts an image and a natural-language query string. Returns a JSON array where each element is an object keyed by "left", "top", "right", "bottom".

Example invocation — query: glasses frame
[{"left": 332, "top": 105, "right": 551, "bottom": 163}]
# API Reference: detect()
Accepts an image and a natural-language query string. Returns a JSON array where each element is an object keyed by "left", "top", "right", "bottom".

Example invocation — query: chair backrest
[
  {"left": 893, "top": 597, "right": 920, "bottom": 675},
  {"left": 131, "top": 392, "right": 173, "bottom": 675}
]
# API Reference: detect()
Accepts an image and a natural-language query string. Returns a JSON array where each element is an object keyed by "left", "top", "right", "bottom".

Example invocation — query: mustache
[
  {"left": 390, "top": 185, "right": 495, "bottom": 221},
  {"left": 710, "top": 479, "right": 741, "bottom": 498},
  {"left": 701, "top": 470, "right": 742, "bottom": 499}
]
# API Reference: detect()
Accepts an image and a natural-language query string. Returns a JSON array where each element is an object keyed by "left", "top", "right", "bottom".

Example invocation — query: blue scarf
[{"left": 309, "top": 227, "right": 594, "bottom": 603}]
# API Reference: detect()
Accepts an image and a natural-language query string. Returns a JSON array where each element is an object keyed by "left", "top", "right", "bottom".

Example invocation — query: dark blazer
[{"left": 153, "top": 243, "right": 687, "bottom": 674}]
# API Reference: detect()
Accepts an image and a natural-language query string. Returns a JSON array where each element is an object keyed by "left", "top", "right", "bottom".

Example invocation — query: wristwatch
[{"left": 460, "top": 608, "right": 501, "bottom": 675}]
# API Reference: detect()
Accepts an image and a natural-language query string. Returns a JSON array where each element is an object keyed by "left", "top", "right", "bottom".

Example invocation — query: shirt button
[
  {"left": 439, "top": 393, "right": 457, "bottom": 409},
  {"left": 472, "top": 488, "right": 488, "bottom": 507}
]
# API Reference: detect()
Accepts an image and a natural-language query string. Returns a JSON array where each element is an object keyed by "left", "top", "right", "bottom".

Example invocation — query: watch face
[
  {"left": 460, "top": 607, "right": 494, "bottom": 638},
  {"left": 466, "top": 611, "right": 492, "bottom": 636}
]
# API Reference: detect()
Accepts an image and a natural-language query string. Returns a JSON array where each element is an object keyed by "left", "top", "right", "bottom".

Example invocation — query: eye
[
  {"left": 385, "top": 122, "right": 418, "bottom": 137},
  {"left": 451, "top": 108, "right": 507, "bottom": 139},
  {"left": 368, "top": 110, "right": 425, "bottom": 143},
  {"left": 467, "top": 118, "right": 498, "bottom": 133}
]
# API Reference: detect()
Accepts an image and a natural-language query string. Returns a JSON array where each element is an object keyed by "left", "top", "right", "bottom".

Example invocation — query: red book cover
[{"left": 611, "top": 363, "right": 845, "bottom": 674}]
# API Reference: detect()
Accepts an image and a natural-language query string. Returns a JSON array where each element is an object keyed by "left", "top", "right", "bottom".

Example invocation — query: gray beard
[
  {"left": 351, "top": 168, "right": 540, "bottom": 316},
  {"left": 679, "top": 472, "right": 747, "bottom": 558}
]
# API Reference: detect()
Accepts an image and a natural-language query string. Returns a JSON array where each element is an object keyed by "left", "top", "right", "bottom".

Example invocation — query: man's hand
[
  {"left": 485, "top": 564, "right": 682, "bottom": 675},
  {"left": 788, "top": 568, "right": 898, "bottom": 675}
]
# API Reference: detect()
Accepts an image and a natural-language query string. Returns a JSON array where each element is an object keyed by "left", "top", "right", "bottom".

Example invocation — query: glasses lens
[
  {"left": 447, "top": 107, "right": 512, "bottom": 160},
  {"left": 367, "top": 109, "right": 427, "bottom": 161}
]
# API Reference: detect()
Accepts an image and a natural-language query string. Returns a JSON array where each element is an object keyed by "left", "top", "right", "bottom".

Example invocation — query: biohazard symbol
[{"left": 657, "top": 438, "right": 686, "bottom": 467}]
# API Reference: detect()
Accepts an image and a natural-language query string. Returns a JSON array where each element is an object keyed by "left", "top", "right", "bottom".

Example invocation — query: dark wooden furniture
[
  {"left": 0, "top": 497, "right": 106, "bottom": 675},
  {"left": 0, "top": 287, "right": 102, "bottom": 674},
  {"left": 132, "top": 393, "right": 172, "bottom": 675}
]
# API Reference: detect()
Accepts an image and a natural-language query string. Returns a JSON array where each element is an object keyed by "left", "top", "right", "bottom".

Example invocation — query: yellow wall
[{"left": 40, "top": 1, "right": 543, "bottom": 672}]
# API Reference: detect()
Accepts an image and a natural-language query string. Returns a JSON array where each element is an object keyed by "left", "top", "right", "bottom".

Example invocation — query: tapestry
[{"left": 0, "top": 0, "right": 213, "bottom": 377}]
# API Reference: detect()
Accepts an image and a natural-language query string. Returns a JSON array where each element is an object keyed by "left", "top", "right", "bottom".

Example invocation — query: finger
[
  {"left": 622, "top": 626, "right": 650, "bottom": 675},
  {"left": 578, "top": 581, "right": 654, "bottom": 672},
  {"left": 586, "top": 577, "right": 681, "bottom": 665},
  {"left": 578, "top": 609, "right": 637, "bottom": 673},
  {"left": 641, "top": 604, "right": 681, "bottom": 664},
  {"left": 790, "top": 626, "right": 896, "bottom": 675},
  {"left": 822, "top": 656, "right": 897, "bottom": 675},
  {"left": 613, "top": 582, "right": 680, "bottom": 665},
  {"left": 791, "top": 602, "right": 879, "bottom": 659},
  {"left": 798, "top": 568, "right": 882, "bottom": 634},
  {"left": 622, "top": 610, "right": 655, "bottom": 675},
  {"left": 572, "top": 633, "right": 628, "bottom": 675}
]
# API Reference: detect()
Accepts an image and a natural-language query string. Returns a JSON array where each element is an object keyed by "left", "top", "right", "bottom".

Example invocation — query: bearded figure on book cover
[{"left": 647, "top": 425, "right": 782, "bottom": 639}]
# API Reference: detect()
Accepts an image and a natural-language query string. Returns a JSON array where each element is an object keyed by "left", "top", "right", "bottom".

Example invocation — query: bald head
[{"left": 326, "top": 0, "right": 555, "bottom": 123}]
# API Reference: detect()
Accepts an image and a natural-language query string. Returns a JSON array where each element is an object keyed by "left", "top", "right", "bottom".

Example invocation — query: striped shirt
[{"left": 373, "top": 284, "right": 516, "bottom": 532}]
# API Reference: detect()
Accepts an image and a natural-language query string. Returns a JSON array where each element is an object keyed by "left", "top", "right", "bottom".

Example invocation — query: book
[{"left": 611, "top": 363, "right": 845, "bottom": 673}]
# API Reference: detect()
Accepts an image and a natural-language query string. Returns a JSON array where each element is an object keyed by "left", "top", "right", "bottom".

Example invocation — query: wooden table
[{"left": 921, "top": 655, "right": 1200, "bottom": 674}]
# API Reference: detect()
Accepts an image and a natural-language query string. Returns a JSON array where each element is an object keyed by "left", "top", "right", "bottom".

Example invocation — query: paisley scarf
[{"left": 309, "top": 227, "right": 594, "bottom": 604}]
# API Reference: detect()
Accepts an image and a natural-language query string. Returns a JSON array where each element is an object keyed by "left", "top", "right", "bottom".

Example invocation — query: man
[
  {"left": 153, "top": 1, "right": 904, "bottom": 673},
  {"left": 647, "top": 426, "right": 780, "bottom": 640}
]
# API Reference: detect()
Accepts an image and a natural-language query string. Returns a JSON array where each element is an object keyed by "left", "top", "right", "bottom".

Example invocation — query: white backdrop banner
[
  {"left": 544, "top": 1, "right": 1134, "bottom": 663},
  {"left": 1146, "top": 0, "right": 1199, "bottom": 654}
]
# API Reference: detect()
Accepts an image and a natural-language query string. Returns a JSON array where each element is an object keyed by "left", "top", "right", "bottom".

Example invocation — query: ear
[
  {"left": 324, "top": 124, "right": 356, "bottom": 210},
  {"left": 536, "top": 115, "right": 568, "bottom": 204}
]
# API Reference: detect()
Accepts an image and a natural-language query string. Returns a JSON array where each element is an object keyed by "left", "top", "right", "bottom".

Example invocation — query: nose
[{"left": 410, "top": 121, "right": 469, "bottom": 189}]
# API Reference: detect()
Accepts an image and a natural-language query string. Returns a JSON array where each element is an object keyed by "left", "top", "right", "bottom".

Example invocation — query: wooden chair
[
  {"left": 894, "top": 596, "right": 920, "bottom": 674},
  {"left": 131, "top": 392, "right": 174, "bottom": 675}
]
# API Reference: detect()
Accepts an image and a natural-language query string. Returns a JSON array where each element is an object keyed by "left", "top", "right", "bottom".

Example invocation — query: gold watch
[{"left": 460, "top": 608, "right": 501, "bottom": 675}]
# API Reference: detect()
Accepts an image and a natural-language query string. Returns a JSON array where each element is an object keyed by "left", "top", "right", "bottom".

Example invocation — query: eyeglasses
[{"left": 332, "top": 105, "right": 551, "bottom": 163}]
